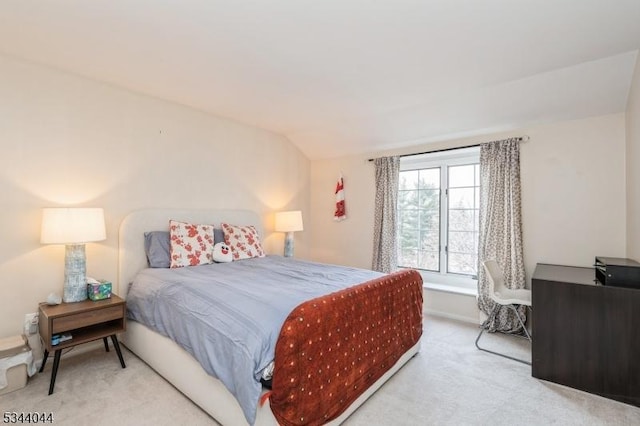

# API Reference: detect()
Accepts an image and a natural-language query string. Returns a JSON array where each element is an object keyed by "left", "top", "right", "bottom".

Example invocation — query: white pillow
[
  {"left": 169, "top": 220, "right": 215, "bottom": 268},
  {"left": 221, "top": 223, "right": 265, "bottom": 260}
]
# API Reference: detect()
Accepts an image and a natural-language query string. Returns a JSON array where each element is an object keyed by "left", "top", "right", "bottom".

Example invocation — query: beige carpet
[{"left": 3, "top": 315, "right": 639, "bottom": 425}]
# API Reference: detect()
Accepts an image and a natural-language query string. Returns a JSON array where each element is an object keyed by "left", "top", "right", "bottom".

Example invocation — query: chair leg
[
  {"left": 507, "top": 304, "right": 531, "bottom": 341},
  {"left": 475, "top": 304, "right": 531, "bottom": 365}
]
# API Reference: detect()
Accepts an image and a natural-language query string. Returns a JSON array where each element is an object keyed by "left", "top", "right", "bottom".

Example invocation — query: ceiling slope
[{"left": 0, "top": 1, "right": 639, "bottom": 159}]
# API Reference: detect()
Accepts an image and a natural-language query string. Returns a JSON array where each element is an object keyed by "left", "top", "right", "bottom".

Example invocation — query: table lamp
[
  {"left": 275, "top": 210, "right": 303, "bottom": 257},
  {"left": 41, "top": 208, "right": 106, "bottom": 303}
]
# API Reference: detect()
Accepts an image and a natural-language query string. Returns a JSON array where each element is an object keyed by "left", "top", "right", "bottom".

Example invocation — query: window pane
[
  {"left": 448, "top": 231, "right": 476, "bottom": 253},
  {"left": 446, "top": 162, "right": 479, "bottom": 276},
  {"left": 398, "top": 190, "right": 418, "bottom": 209},
  {"left": 448, "top": 253, "right": 477, "bottom": 275},
  {"left": 418, "top": 168, "right": 440, "bottom": 189},
  {"left": 420, "top": 230, "right": 439, "bottom": 251},
  {"left": 475, "top": 164, "right": 480, "bottom": 184},
  {"left": 419, "top": 189, "right": 439, "bottom": 209},
  {"left": 419, "top": 210, "right": 439, "bottom": 230},
  {"left": 399, "top": 171, "right": 419, "bottom": 190},
  {"left": 398, "top": 209, "right": 419, "bottom": 230},
  {"left": 399, "top": 227, "right": 418, "bottom": 250},
  {"left": 418, "top": 251, "right": 439, "bottom": 271},
  {"left": 448, "top": 209, "right": 474, "bottom": 231},
  {"left": 449, "top": 188, "right": 474, "bottom": 208},
  {"left": 398, "top": 249, "right": 418, "bottom": 268},
  {"left": 449, "top": 164, "right": 475, "bottom": 187}
]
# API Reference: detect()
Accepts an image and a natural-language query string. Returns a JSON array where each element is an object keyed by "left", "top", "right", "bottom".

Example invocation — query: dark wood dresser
[{"left": 532, "top": 263, "right": 640, "bottom": 407}]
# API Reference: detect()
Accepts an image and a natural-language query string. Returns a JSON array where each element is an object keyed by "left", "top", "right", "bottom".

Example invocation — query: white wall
[
  {"left": 310, "top": 114, "right": 627, "bottom": 321},
  {"left": 627, "top": 55, "right": 640, "bottom": 260},
  {"left": 0, "top": 54, "right": 310, "bottom": 338},
  {"left": 521, "top": 114, "right": 626, "bottom": 269}
]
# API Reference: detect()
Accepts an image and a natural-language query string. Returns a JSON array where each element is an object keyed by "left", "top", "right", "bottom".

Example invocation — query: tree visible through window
[
  {"left": 398, "top": 168, "right": 440, "bottom": 271},
  {"left": 397, "top": 150, "right": 480, "bottom": 278}
]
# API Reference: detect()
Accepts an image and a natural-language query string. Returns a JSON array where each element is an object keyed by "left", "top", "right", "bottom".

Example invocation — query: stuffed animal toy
[{"left": 212, "top": 242, "right": 233, "bottom": 263}]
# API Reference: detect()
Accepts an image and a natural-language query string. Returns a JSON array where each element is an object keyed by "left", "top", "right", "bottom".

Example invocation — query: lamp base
[
  {"left": 63, "top": 244, "right": 88, "bottom": 303},
  {"left": 284, "top": 232, "right": 295, "bottom": 257}
]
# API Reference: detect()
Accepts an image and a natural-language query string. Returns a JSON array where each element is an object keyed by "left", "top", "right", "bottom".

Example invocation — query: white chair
[{"left": 475, "top": 260, "right": 532, "bottom": 365}]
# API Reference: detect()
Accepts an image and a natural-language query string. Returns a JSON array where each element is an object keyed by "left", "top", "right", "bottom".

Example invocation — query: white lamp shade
[
  {"left": 275, "top": 210, "right": 304, "bottom": 232},
  {"left": 41, "top": 208, "right": 106, "bottom": 244}
]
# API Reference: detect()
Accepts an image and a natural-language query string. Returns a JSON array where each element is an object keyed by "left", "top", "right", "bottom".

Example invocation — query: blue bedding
[{"left": 126, "top": 255, "right": 384, "bottom": 425}]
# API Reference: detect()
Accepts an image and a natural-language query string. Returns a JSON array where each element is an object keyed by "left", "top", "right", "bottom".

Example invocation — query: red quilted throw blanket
[{"left": 269, "top": 269, "right": 423, "bottom": 425}]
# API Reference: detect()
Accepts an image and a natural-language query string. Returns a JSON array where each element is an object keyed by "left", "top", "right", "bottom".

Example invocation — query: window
[
  {"left": 446, "top": 163, "right": 480, "bottom": 275},
  {"left": 397, "top": 147, "right": 480, "bottom": 285}
]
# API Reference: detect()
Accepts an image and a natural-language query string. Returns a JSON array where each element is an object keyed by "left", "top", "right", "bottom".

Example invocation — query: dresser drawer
[{"left": 52, "top": 305, "right": 123, "bottom": 333}]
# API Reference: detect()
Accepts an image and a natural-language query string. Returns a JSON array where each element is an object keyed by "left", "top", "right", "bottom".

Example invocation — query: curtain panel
[
  {"left": 477, "top": 138, "right": 527, "bottom": 333},
  {"left": 372, "top": 156, "right": 400, "bottom": 273}
]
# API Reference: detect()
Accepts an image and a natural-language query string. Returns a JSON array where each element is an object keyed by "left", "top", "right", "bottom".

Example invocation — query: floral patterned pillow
[
  {"left": 221, "top": 223, "right": 265, "bottom": 260},
  {"left": 169, "top": 220, "right": 215, "bottom": 268}
]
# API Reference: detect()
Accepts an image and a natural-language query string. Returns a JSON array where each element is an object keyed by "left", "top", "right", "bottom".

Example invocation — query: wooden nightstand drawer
[{"left": 52, "top": 305, "right": 123, "bottom": 333}]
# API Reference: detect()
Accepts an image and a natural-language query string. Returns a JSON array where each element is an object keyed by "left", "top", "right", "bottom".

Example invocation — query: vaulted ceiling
[{"left": 1, "top": 1, "right": 639, "bottom": 159}]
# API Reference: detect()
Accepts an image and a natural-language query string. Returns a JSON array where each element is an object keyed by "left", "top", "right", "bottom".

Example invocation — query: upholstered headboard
[{"left": 118, "top": 209, "right": 263, "bottom": 298}]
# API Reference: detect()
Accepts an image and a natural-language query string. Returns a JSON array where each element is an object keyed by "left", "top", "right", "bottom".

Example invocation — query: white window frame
[{"left": 399, "top": 147, "right": 480, "bottom": 293}]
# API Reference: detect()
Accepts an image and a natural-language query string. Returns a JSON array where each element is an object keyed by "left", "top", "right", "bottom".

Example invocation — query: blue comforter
[{"left": 126, "top": 255, "right": 383, "bottom": 425}]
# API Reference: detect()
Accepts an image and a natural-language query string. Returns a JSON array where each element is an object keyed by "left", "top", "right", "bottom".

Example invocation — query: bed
[{"left": 118, "top": 209, "right": 423, "bottom": 426}]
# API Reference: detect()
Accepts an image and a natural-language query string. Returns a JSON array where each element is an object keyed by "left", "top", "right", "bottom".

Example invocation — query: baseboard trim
[{"left": 425, "top": 309, "right": 480, "bottom": 325}]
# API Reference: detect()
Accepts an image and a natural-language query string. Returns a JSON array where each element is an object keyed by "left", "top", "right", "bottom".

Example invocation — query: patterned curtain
[
  {"left": 372, "top": 156, "right": 400, "bottom": 273},
  {"left": 477, "top": 139, "right": 527, "bottom": 333}
]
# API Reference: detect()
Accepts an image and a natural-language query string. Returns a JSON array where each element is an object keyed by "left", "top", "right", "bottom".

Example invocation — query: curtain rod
[{"left": 367, "top": 135, "right": 530, "bottom": 162}]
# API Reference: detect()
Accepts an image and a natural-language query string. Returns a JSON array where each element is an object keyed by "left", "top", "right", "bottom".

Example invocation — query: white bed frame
[{"left": 118, "top": 209, "right": 420, "bottom": 426}]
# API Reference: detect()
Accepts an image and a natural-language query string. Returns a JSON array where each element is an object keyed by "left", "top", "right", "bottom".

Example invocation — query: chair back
[{"left": 483, "top": 260, "right": 507, "bottom": 300}]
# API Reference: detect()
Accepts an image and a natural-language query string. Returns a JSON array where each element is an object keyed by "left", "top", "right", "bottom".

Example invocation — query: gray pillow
[
  {"left": 144, "top": 228, "right": 225, "bottom": 268},
  {"left": 144, "top": 231, "right": 171, "bottom": 268},
  {"left": 214, "top": 227, "right": 224, "bottom": 246}
]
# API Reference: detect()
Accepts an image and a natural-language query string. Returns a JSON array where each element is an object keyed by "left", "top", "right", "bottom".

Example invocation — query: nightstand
[{"left": 38, "top": 294, "right": 127, "bottom": 395}]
